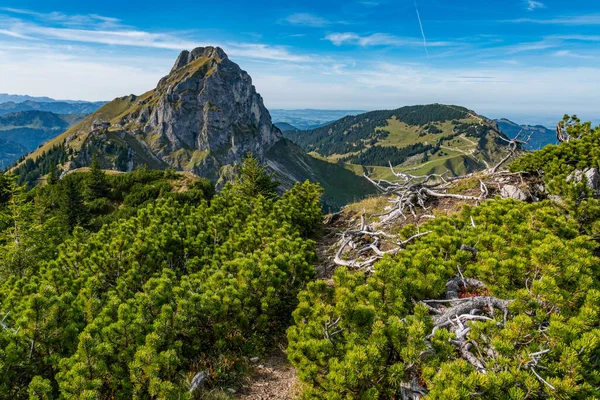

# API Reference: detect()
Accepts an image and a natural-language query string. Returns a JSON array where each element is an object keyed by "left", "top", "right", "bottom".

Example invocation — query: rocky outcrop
[
  {"left": 567, "top": 168, "right": 600, "bottom": 193},
  {"left": 119, "top": 46, "right": 281, "bottom": 180},
  {"left": 500, "top": 184, "right": 529, "bottom": 201}
]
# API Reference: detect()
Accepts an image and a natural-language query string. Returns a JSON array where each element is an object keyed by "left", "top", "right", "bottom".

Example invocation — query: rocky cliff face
[{"left": 117, "top": 46, "right": 281, "bottom": 179}]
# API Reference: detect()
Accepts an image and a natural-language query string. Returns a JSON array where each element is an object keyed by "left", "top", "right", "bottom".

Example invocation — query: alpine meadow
[{"left": 0, "top": 1, "right": 599, "bottom": 399}]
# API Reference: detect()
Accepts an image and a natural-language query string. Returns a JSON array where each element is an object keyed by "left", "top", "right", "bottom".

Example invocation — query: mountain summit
[
  {"left": 17, "top": 46, "right": 375, "bottom": 208},
  {"left": 97, "top": 45, "right": 280, "bottom": 179}
]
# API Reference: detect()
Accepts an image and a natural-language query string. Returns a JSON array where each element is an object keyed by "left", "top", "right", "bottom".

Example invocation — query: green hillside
[
  {"left": 284, "top": 104, "right": 511, "bottom": 179},
  {"left": 265, "top": 139, "right": 376, "bottom": 210}
]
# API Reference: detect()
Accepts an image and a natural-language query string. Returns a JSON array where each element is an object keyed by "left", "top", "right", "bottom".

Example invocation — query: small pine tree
[
  {"left": 236, "top": 153, "right": 279, "bottom": 198},
  {"left": 47, "top": 165, "right": 59, "bottom": 185},
  {"left": 60, "top": 177, "right": 87, "bottom": 231},
  {"left": 0, "top": 171, "right": 9, "bottom": 205},
  {"left": 85, "top": 155, "right": 109, "bottom": 200}
]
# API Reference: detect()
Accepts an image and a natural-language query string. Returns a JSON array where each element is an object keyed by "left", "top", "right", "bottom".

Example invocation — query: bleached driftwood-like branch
[
  {"left": 332, "top": 209, "right": 431, "bottom": 272},
  {"left": 489, "top": 129, "right": 533, "bottom": 174},
  {"left": 363, "top": 163, "right": 487, "bottom": 225}
]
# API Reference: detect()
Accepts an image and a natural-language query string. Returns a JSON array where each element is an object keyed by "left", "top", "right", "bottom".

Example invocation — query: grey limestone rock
[{"left": 500, "top": 184, "right": 528, "bottom": 201}]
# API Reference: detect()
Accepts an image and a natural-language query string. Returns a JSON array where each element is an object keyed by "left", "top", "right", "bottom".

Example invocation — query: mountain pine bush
[
  {"left": 0, "top": 163, "right": 323, "bottom": 398},
  {"left": 288, "top": 199, "right": 600, "bottom": 399},
  {"left": 288, "top": 116, "right": 600, "bottom": 399}
]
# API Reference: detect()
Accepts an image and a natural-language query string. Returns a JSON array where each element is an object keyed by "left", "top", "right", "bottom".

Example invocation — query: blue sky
[{"left": 0, "top": 0, "right": 598, "bottom": 125}]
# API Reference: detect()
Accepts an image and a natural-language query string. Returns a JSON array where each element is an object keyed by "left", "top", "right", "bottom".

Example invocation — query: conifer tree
[
  {"left": 236, "top": 153, "right": 279, "bottom": 198},
  {"left": 0, "top": 175, "right": 39, "bottom": 277},
  {"left": 46, "top": 165, "right": 59, "bottom": 186},
  {"left": 59, "top": 177, "right": 87, "bottom": 231},
  {"left": 0, "top": 170, "right": 9, "bottom": 205},
  {"left": 85, "top": 155, "right": 109, "bottom": 200}
]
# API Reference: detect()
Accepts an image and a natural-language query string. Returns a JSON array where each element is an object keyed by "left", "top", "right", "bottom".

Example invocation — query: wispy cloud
[
  {"left": 507, "top": 14, "right": 600, "bottom": 25},
  {"left": 526, "top": 1, "right": 545, "bottom": 11},
  {"left": 324, "top": 32, "right": 452, "bottom": 47},
  {"left": 359, "top": 1, "right": 380, "bottom": 6},
  {"left": 281, "top": 13, "right": 330, "bottom": 27},
  {"left": 0, "top": 29, "right": 36, "bottom": 40},
  {"left": 553, "top": 50, "right": 594, "bottom": 59},
  {"left": 1, "top": 7, "right": 121, "bottom": 28},
  {"left": 502, "top": 40, "right": 556, "bottom": 54},
  {"left": 0, "top": 11, "right": 313, "bottom": 63},
  {"left": 551, "top": 34, "right": 600, "bottom": 41}
]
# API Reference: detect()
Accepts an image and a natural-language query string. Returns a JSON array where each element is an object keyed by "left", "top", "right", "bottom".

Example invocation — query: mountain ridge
[
  {"left": 283, "top": 104, "right": 513, "bottom": 180},
  {"left": 494, "top": 118, "right": 556, "bottom": 150},
  {"left": 0, "top": 93, "right": 105, "bottom": 104}
]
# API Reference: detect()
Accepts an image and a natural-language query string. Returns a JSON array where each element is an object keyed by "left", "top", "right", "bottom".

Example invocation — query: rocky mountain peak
[
  {"left": 58, "top": 46, "right": 282, "bottom": 181},
  {"left": 170, "top": 46, "right": 229, "bottom": 73}
]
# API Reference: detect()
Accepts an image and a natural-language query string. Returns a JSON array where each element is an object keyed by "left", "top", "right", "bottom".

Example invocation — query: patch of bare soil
[{"left": 236, "top": 347, "right": 299, "bottom": 400}]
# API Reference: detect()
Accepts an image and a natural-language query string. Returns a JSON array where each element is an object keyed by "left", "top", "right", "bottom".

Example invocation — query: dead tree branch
[
  {"left": 332, "top": 209, "right": 431, "bottom": 272},
  {"left": 489, "top": 129, "right": 533, "bottom": 174}
]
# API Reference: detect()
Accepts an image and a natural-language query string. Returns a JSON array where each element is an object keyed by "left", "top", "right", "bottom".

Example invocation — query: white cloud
[
  {"left": 324, "top": 32, "right": 359, "bottom": 45},
  {"left": 282, "top": 13, "right": 330, "bottom": 27},
  {"left": 324, "top": 32, "right": 452, "bottom": 47},
  {"left": 507, "top": 14, "right": 600, "bottom": 25},
  {"left": 0, "top": 51, "right": 165, "bottom": 101},
  {"left": 553, "top": 50, "right": 594, "bottom": 59},
  {"left": 502, "top": 40, "right": 556, "bottom": 54},
  {"left": 551, "top": 34, "right": 600, "bottom": 41},
  {"left": 526, "top": 1, "right": 545, "bottom": 11},
  {"left": 0, "top": 29, "right": 35, "bottom": 40},
  {"left": 252, "top": 61, "right": 600, "bottom": 120}
]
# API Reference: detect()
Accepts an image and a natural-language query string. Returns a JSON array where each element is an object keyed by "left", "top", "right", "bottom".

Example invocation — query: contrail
[{"left": 414, "top": 0, "right": 429, "bottom": 58}]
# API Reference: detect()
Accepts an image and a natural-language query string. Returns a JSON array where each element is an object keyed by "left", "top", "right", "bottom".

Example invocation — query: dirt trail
[{"left": 237, "top": 347, "right": 299, "bottom": 400}]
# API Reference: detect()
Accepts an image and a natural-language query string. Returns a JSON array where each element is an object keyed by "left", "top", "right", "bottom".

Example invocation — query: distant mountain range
[
  {"left": 0, "top": 110, "right": 85, "bottom": 167},
  {"left": 0, "top": 96, "right": 105, "bottom": 167},
  {"left": 0, "top": 100, "right": 106, "bottom": 116},
  {"left": 494, "top": 119, "right": 557, "bottom": 150},
  {"left": 4, "top": 92, "right": 558, "bottom": 186},
  {"left": 0, "top": 93, "right": 105, "bottom": 104}
]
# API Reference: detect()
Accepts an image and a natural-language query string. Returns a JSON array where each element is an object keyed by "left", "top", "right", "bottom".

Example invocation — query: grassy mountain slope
[
  {"left": 284, "top": 104, "right": 510, "bottom": 179},
  {"left": 265, "top": 139, "right": 376, "bottom": 210},
  {"left": 20, "top": 93, "right": 156, "bottom": 163}
]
